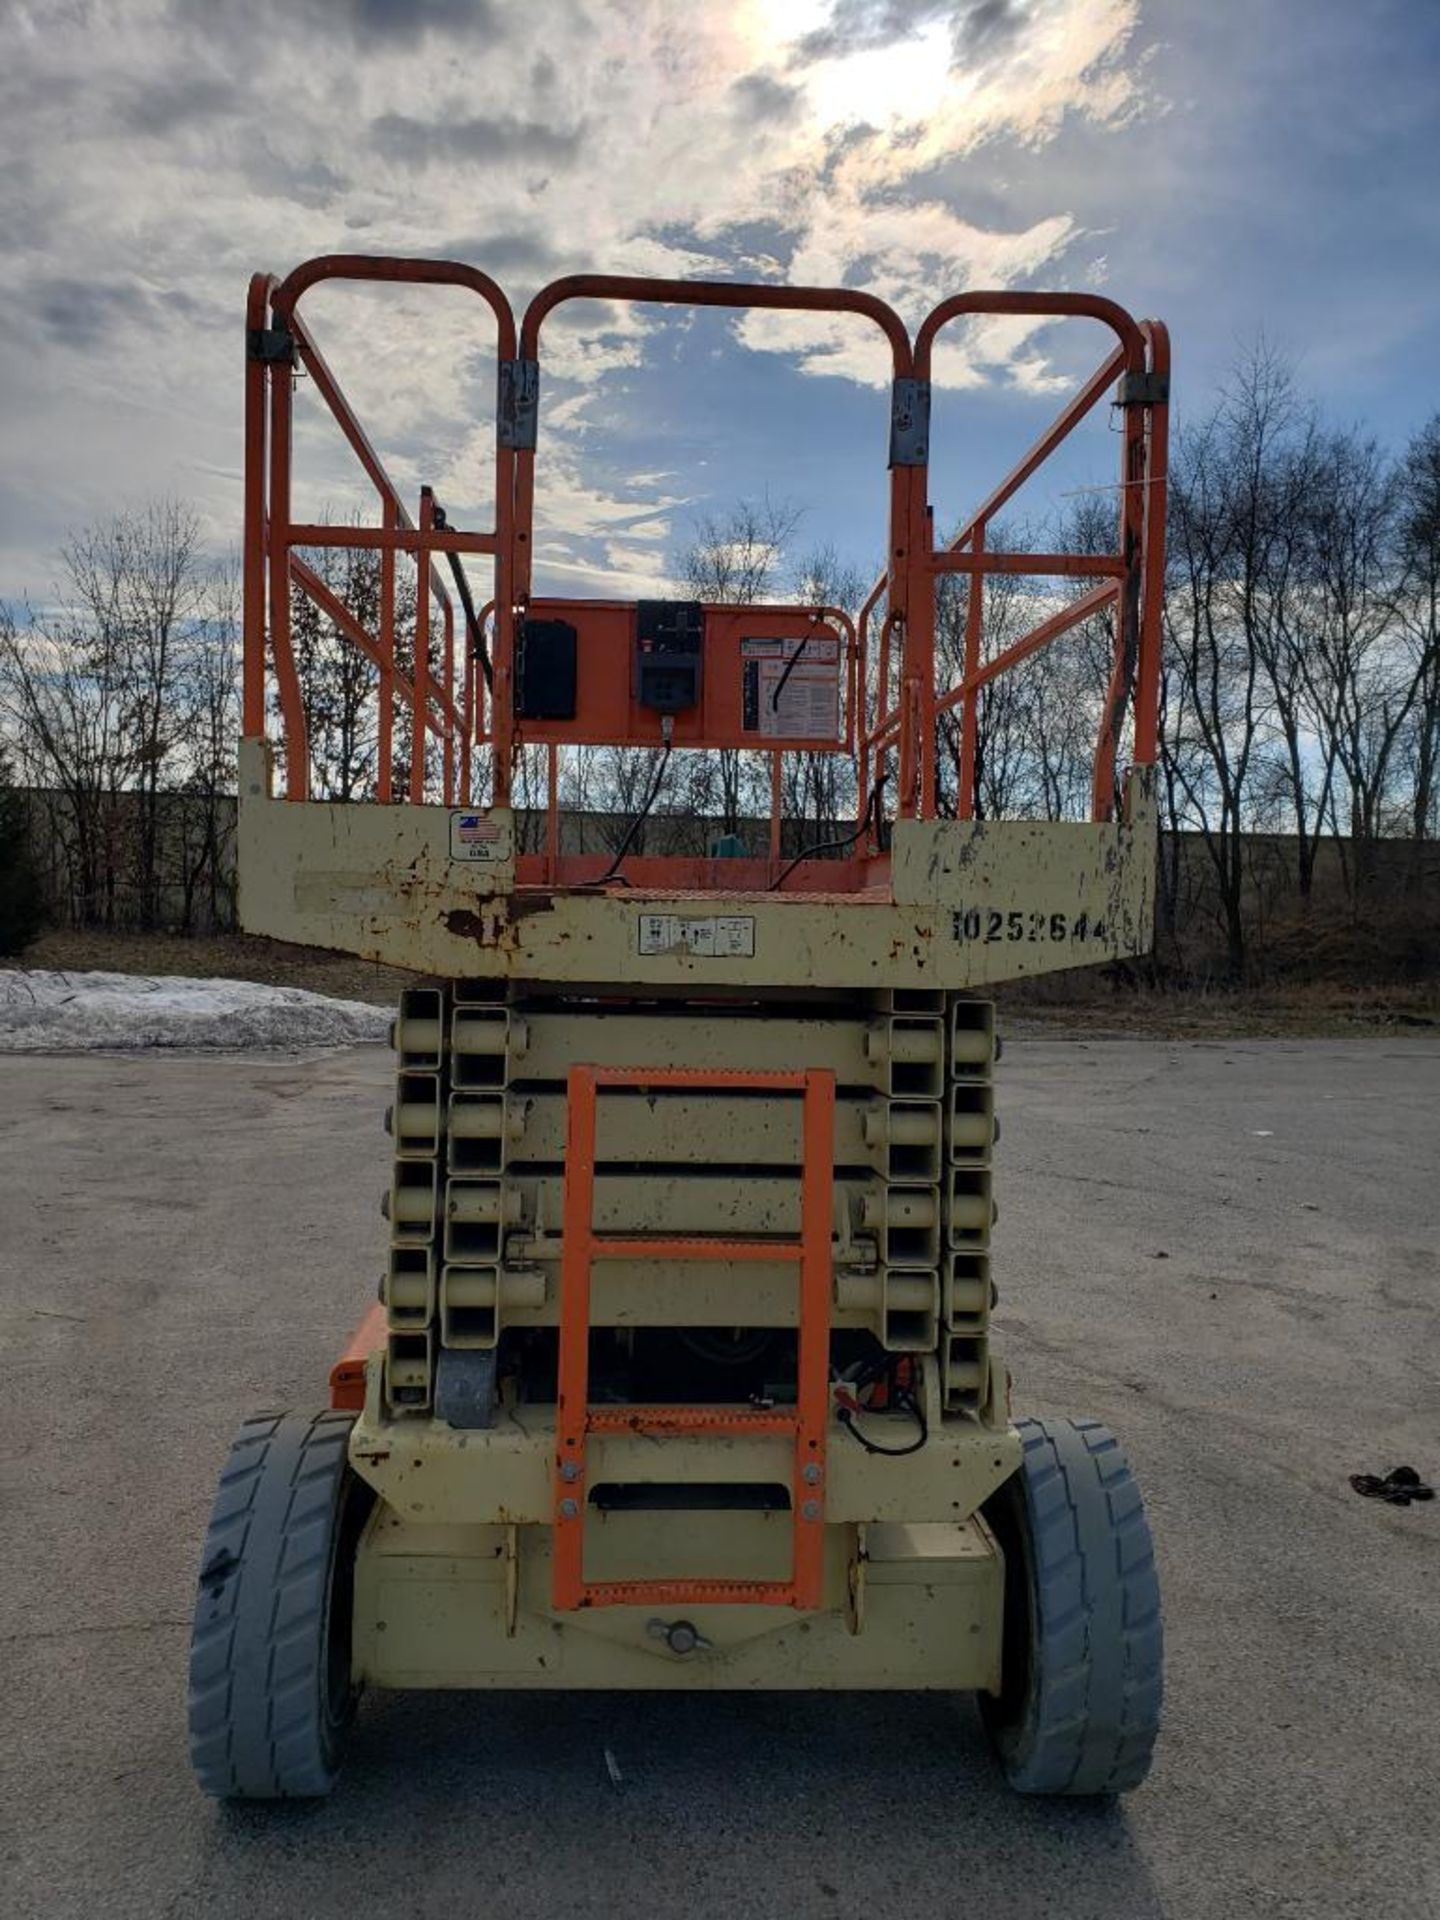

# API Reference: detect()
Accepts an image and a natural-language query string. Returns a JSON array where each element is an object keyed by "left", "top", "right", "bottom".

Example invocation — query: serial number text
[{"left": 951, "top": 908, "right": 1110, "bottom": 944}]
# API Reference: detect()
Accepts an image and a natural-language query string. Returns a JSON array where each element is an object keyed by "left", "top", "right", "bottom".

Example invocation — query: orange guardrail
[{"left": 243, "top": 258, "right": 1170, "bottom": 850}]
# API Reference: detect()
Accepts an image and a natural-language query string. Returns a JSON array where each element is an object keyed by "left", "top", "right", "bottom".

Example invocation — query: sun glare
[
  {"left": 740, "top": 4, "right": 963, "bottom": 137},
  {"left": 805, "top": 21, "right": 962, "bottom": 132}
]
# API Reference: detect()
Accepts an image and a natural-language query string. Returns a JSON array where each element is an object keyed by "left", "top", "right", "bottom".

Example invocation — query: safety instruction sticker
[
  {"left": 740, "top": 636, "right": 841, "bottom": 741},
  {"left": 637, "top": 914, "right": 756, "bottom": 958},
  {"left": 449, "top": 810, "right": 513, "bottom": 863}
]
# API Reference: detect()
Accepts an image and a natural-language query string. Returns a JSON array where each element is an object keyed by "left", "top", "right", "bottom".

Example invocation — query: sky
[{"left": 1, "top": 0, "right": 1437, "bottom": 609}]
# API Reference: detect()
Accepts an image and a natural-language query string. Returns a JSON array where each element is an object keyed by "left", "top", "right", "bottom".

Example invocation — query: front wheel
[
  {"left": 980, "top": 1415, "right": 1163, "bottom": 1795},
  {"left": 187, "top": 1409, "right": 373, "bottom": 1799}
]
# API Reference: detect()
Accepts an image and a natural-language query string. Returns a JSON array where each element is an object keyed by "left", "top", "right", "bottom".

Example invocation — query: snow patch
[{"left": 0, "top": 970, "right": 391, "bottom": 1053}]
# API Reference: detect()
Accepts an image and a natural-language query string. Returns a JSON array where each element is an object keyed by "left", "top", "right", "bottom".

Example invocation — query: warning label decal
[
  {"left": 637, "top": 914, "right": 756, "bottom": 958},
  {"left": 740, "top": 636, "right": 841, "bottom": 741}
]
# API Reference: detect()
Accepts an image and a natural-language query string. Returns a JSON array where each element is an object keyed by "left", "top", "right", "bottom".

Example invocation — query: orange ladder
[{"left": 552, "top": 1064, "right": 836, "bottom": 1611}]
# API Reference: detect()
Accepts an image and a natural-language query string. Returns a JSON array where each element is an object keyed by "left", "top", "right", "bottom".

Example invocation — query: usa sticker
[{"left": 450, "top": 811, "right": 513, "bottom": 863}]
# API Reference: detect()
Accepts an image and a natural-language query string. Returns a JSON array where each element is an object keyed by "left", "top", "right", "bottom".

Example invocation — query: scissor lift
[{"left": 189, "top": 256, "right": 1170, "bottom": 1799}]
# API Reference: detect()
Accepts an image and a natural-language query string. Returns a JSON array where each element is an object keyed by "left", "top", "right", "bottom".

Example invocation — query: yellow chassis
[
  {"left": 236, "top": 740, "right": 1157, "bottom": 991},
  {"left": 349, "top": 1358, "right": 1019, "bottom": 1691}
]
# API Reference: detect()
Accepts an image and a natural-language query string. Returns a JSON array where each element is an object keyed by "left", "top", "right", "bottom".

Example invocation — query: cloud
[
  {"left": 788, "top": 0, "right": 1029, "bottom": 70},
  {"left": 791, "top": 0, "right": 957, "bottom": 62},
  {"left": 170, "top": 0, "right": 500, "bottom": 47},
  {"left": 116, "top": 73, "right": 241, "bottom": 135},
  {"left": 439, "top": 231, "right": 565, "bottom": 275},
  {"left": 332, "top": 0, "right": 498, "bottom": 37},
  {"left": 24, "top": 278, "right": 151, "bottom": 351},
  {"left": 0, "top": 0, "right": 1160, "bottom": 601},
  {"left": 370, "top": 111, "right": 587, "bottom": 168},
  {"left": 730, "top": 72, "right": 805, "bottom": 120}
]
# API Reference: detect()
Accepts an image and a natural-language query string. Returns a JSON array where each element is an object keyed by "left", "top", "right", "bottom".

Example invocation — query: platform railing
[
  {"left": 858, "top": 294, "right": 1169, "bottom": 827},
  {"left": 242, "top": 259, "right": 1168, "bottom": 855},
  {"left": 245, "top": 256, "right": 518, "bottom": 804}
]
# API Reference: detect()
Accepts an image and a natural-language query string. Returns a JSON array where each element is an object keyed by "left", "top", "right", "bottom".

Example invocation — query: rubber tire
[
  {"left": 187, "top": 1410, "right": 372, "bottom": 1799},
  {"left": 980, "top": 1415, "right": 1163, "bottom": 1796}
]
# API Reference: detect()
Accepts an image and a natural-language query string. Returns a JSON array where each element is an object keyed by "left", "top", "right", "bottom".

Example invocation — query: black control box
[
  {"left": 634, "top": 600, "right": 703, "bottom": 713},
  {"left": 515, "top": 617, "right": 578, "bottom": 719}
]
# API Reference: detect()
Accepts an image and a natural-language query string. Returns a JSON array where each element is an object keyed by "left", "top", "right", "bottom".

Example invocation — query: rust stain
[
  {"left": 444, "top": 907, "right": 492, "bottom": 940},
  {"left": 508, "top": 891, "right": 559, "bottom": 924},
  {"left": 440, "top": 890, "right": 556, "bottom": 950}
]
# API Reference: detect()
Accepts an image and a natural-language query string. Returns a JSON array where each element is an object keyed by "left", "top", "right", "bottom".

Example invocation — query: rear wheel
[
  {"left": 980, "top": 1415, "right": 1162, "bottom": 1795},
  {"left": 187, "top": 1409, "right": 373, "bottom": 1799}
]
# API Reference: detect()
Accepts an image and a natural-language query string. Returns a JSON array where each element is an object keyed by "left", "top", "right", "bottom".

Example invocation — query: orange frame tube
[{"left": 247, "top": 256, "right": 517, "bottom": 804}]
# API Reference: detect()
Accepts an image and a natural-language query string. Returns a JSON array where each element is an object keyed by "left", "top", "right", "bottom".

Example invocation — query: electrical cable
[
  {"left": 769, "top": 631, "right": 811, "bottom": 711},
  {"left": 834, "top": 1352, "right": 928, "bottom": 1457},
  {"left": 443, "top": 548, "right": 493, "bottom": 690},
  {"left": 768, "top": 771, "right": 888, "bottom": 892},
  {"left": 597, "top": 726, "right": 673, "bottom": 884},
  {"left": 838, "top": 1399, "right": 927, "bottom": 1456},
  {"left": 429, "top": 499, "right": 493, "bottom": 689}
]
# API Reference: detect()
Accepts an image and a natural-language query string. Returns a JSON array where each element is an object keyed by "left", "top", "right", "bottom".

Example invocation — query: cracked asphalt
[{"left": 2, "top": 1037, "right": 1437, "bottom": 1920}]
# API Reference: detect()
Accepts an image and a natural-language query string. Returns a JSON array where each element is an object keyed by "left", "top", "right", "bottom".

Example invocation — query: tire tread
[
  {"left": 186, "top": 1409, "right": 360, "bottom": 1800},
  {"left": 985, "top": 1415, "right": 1163, "bottom": 1796}
]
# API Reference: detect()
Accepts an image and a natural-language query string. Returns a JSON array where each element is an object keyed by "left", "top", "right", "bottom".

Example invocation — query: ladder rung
[
  {"left": 585, "top": 1404, "right": 796, "bottom": 1435},
  {"left": 589, "top": 1068, "right": 811, "bottom": 1090},
  {"left": 591, "top": 1235, "right": 803, "bottom": 1262},
  {"left": 578, "top": 1577, "right": 802, "bottom": 1609},
  {"left": 553, "top": 1063, "right": 835, "bottom": 1613}
]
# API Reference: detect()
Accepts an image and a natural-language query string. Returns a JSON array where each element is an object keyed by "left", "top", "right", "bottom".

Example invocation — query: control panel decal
[{"left": 637, "top": 914, "right": 756, "bottom": 958}]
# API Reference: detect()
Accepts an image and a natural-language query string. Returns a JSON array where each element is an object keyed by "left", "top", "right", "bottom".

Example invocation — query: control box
[
  {"left": 515, "top": 617, "right": 578, "bottom": 719},
  {"left": 634, "top": 600, "right": 703, "bottom": 713}
]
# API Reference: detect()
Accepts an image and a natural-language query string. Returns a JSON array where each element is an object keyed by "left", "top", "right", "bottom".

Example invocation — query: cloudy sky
[{"left": 1, "top": 0, "right": 1436, "bottom": 607}]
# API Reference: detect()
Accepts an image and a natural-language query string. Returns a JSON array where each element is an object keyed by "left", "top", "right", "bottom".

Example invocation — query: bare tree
[
  {"left": 0, "top": 740, "right": 43, "bottom": 953},
  {"left": 1174, "top": 348, "right": 1356, "bottom": 920},
  {"left": 673, "top": 495, "right": 804, "bottom": 842},
  {"left": 1389, "top": 416, "right": 1440, "bottom": 860},
  {"left": 681, "top": 496, "right": 801, "bottom": 604},
  {"left": 0, "top": 590, "right": 133, "bottom": 927},
  {"left": 175, "top": 560, "right": 241, "bottom": 931},
  {"left": 1303, "top": 426, "right": 1407, "bottom": 900},
  {"left": 1162, "top": 394, "right": 1267, "bottom": 978},
  {"left": 934, "top": 518, "right": 1101, "bottom": 823},
  {"left": 61, "top": 501, "right": 213, "bottom": 927},
  {"left": 0, "top": 504, "right": 240, "bottom": 930}
]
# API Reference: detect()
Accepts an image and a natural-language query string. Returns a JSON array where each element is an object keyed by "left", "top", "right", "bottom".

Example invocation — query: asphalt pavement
[{"left": 2, "top": 1037, "right": 1436, "bottom": 1920}]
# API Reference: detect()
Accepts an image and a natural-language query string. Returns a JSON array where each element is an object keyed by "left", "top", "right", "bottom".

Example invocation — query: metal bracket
[
  {"left": 246, "top": 325, "right": 294, "bottom": 365},
  {"left": 1116, "top": 369, "right": 1169, "bottom": 407},
  {"left": 503, "top": 1524, "right": 519, "bottom": 1637},
  {"left": 889, "top": 377, "right": 931, "bottom": 467},
  {"left": 434, "top": 1347, "right": 498, "bottom": 1429},
  {"left": 498, "top": 358, "right": 540, "bottom": 450},
  {"left": 646, "top": 1618, "right": 713, "bottom": 1656}
]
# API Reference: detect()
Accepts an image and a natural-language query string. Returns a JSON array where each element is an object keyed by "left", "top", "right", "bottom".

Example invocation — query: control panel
[
  {"left": 634, "top": 600, "right": 704, "bottom": 714},
  {"left": 510, "top": 598, "right": 847, "bottom": 753}
]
